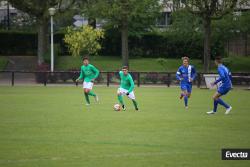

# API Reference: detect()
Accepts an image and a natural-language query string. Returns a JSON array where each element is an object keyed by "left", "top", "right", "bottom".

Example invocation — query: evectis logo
[{"left": 222, "top": 149, "right": 250, "bottom": 160}]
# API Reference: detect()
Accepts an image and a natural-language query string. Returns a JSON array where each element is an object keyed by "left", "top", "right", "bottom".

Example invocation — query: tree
[
  {"left": 80, "top": 0, "right": 161, "bottom": 66},
  {"left": 64, "top": 25, "right": 104, "bottom": 57},
  {"left": 184, "top": 0, "right": 237, "bottom": 72},
  {"left": 9, "top": 0, "right": 75, "bottom": 65}
]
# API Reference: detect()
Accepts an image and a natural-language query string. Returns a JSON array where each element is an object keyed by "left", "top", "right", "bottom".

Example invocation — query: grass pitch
[{"left": 0, "top": 86, "right": 250, "bottom": 167}]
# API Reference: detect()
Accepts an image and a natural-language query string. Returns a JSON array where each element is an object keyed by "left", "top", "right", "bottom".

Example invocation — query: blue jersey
[
  {"left": 214, "top": 64, "right": 232, "bottom": 89},
  {"left": 176, "top": 65, "right": 196, "bottom": 85}
]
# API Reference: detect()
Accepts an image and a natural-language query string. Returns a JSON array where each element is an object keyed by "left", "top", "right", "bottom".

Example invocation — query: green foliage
[
  {"left": 213, "top": 11, "right": 250, "bottom": 39},
  {"left": 156, "top": 58, "right": 168, "bottom": 71},
  {"left": 81, "top": 0, "right": 161, "bottom": 32},
  {"left": 43, "top": 44, "right": 61, "bottom": 64},
  {"left": 0, "top": 57, "right": 8, "bottom": 70},
  {"left": 0, "top": 31, "right": 37, "bottom": 55},
  {"left": 0, "top": 31, "right": 66, "bottom": 56},
  {"left": 222, "top": 55, "right": 250, "bottom": 72},
  {"left": 64, "top": 25, "right": 104, "bottom": 57}
]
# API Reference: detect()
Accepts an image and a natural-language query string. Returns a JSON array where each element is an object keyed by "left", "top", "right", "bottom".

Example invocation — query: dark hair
[
  {"left": 83, "top": 57, "right": 89, "bottom": 61},
  {"left": 122, "top": 66, "right": 129, "bottom": 70},
  {"left": 182, "top": 56, "right": 189, "bottom": 61},
  {"left": 215, "top": 56, "right": 222, "bottom": 63}
]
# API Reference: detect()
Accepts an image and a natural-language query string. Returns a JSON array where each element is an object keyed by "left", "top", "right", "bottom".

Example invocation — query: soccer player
[
  {"left": 176, "top": 57, "right": 197, "bottom": 109},
  {"left": 117, "top": 66, "right": 139, "bottom": 111},
  {"left": 207, "top": 57, "right": 232, "bottom": 115},
  {"left": 76, "top": 57, "right": 99, "bottom": 105}
]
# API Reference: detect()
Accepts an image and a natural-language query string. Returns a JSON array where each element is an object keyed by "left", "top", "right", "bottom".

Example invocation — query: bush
[
  {"left": 64, "top": 25, "right": 104, "bottom": 57},
  {"left": 0, "top": 57, "right": 8, "bottom": 70}
]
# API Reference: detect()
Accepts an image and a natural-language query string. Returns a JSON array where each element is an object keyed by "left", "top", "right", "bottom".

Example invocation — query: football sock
[
  {"left": 88, "top": 91, "right": 96, "bottom": 97},
  {"left": 132, "top": 99, "right": 138, "bottom": 110},
  {"left": 84, "top": 92, "right": 90, "bottom": 104},
  {"left": 184, "top": 95, "right": 188, "bottom": 107},
  {"left": 217, "top": 98, "right": 230, "bottom": 109},
  {"left": 213, "top": 99, "right": 219, "bottom": 112},
  {"left": 118, "top": 95, "right": 124, "bottom": 105}
]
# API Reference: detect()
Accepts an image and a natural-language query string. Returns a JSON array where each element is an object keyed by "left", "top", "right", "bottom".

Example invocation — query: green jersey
[
  {"left": 119, "top": 71, "right": 134, "bottom": 93},
  {"left": 78, "top": 64, "right": 99, "bottom": 82}
]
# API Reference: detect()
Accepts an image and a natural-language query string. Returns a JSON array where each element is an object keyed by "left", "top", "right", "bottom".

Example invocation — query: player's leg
[
  {"left": 180, "top": 84, "right": 189, "bottom": 108},
  {"left": 179, "top": 85, "right": 185, "bottom": 99},
  {"left": 127, "top": 91, "right": 139, "bottom": 111},
  {"left": 85, "top": 82, "right": 99, "bottom": 102},
  {"left": 183, "top": 90, "right": 188, "bottom": 108},
  {"left": 83, "top": 88, "right": 90, "bottom": 105},
  {"left": 185, "top": 84, "right": 192, "bottom": 108},
  {"left": 216, "top": 88, "right": 232, "bottom": 114},
  {"left": 117, "top": 88, "right": 125, "bottom": 110},
  {"left": 180, "top": 91, "right": 185, "bottom": 99},
  {"left": 207, "top": 89, "right": 231, "bottom": 114},
  {"left": 207, "top": 92, "right": 220, "bottom": 114},
  {"left": 88, "top": 88, "right": 99, "bottom": 102}
]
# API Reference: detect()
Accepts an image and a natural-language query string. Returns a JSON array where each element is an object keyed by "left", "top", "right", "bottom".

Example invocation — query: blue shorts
[
  {"left": 181, "top": 83, "right": 192, "bottom": 93},
  {"left": 218, "top": 87, "right": 231, "bottom": 95}
]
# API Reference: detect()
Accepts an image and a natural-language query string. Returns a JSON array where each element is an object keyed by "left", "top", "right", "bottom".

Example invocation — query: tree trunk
[
  {"left": 88, "top": 18, "right": 96, "bottom": 29},
  {"left": 37, "top": 18, "right": 49, "bottom": 65},
  {"left": 203, "top": 19, "right": 211, "bottom": 72},
  {"left": 121, "top": 23, "right": 129, "bottom": 67}
]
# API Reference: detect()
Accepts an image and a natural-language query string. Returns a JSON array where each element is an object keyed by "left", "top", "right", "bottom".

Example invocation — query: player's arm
[
  {"left": 118, "top": 71, "right": 122, "bottom": 79},
  {"left": 91, "top": 65, "right": 100, "bottom": 80},
  {"left": 76, "top": 67, "right": 84, "bottom": 82},
  {"left": 126, "top": 76, "right": 135, "bottom": 95},
  {"left": 213, "top": 68, "right": 224, "bottom": 85},
  {"left": 176, "top": 67, "right": 182, "bottom": 81},
  {"left": 191, "top": 66, "right": 197, "bottom": 81}
]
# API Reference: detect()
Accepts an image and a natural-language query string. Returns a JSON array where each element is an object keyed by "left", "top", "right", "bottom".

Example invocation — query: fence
[{"left": 0, "top": 71, "right": 250, "bottom": 88}]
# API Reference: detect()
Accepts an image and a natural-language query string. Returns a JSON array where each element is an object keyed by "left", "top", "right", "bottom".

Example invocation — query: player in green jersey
[
  {"left": 76, "top": 57, "right": 99, "bottom": 105},
  {"left": 117, "top": 66, "right": 139, "bottom": 111}
]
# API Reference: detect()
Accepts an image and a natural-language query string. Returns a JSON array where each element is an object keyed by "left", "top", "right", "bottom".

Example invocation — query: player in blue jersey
[
  {"left": 176, "top": 57, "right": 197, "bottom": 109},
  {"left": 207, "top": 57, "right": 232, "bottom": 115}
]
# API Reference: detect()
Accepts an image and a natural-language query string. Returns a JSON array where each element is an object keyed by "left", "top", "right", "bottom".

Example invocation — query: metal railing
[{"left": 0, "top": 70, "right": 250, "bottom": 87}]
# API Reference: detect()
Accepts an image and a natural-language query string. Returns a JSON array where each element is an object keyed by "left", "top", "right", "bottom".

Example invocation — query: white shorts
[
  {"left": 83, "top": 81, "right": 94, "bottom": 90},
  {"left": 117, "top": 88, "right": 136, "bottom": 100}
]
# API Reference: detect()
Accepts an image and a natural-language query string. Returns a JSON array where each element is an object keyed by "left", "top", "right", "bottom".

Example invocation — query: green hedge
[
  {"left": 0, "top": 31, "right": 37, "bottom": 55},
  {"left": 0, "top": 31, "right": 67, "bottom": 56},
  {"left": 0, "top": 30, "right": 223, "bottom": 59}
]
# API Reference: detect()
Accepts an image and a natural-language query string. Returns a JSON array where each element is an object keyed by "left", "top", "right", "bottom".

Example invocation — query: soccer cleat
[
  {"left": 122, "top": 105, "right": 126, "bottom": 111},
  {"left": 225, "top": 106, "right": 232, "bottom": 115},
  {"left": 94, "top": 95, "right": 99, "bottom": 102},
  {"left": 135, "top": 107, "right": 139, "bottom": 111},
  {"left": 207, "top": 110, "right": 216, "bottom": 114},
  {"left": 86, "top": 103, "right": 90, "bottom": 106},
  {"left": 185, "top": 106, "right": 188, "bottom": 110}
]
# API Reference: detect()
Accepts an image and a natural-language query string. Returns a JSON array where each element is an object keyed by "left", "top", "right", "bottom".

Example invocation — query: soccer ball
[{"left": 114, "top": 104, "right": 121, "bottom": 111}]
